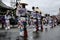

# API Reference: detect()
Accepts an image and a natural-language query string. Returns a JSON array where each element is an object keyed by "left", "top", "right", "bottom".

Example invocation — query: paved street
[{"left": 0, "top": 25, "right": 60, "bottom": 40}]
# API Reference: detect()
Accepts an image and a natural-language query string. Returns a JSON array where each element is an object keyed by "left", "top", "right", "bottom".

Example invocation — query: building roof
[
  {"left": 20, "top": 3, "right": 28, "bottom": 5},
  {"left": 0, "top": 1, "right": 13, "bottom": 10}
]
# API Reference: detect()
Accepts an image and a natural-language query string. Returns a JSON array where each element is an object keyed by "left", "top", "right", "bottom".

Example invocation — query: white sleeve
[{"left": 5, "top": 15, "right": 7, "bottom": 19}]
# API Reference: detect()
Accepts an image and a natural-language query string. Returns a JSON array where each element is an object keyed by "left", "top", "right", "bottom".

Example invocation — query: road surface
[{"left": 0, "top": 25, "right": 60, "bottom": 40}]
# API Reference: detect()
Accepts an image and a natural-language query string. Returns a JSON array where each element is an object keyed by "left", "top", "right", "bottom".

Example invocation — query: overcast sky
[{"left": 2, "top": 0, "right": 60, "bottom": 15}]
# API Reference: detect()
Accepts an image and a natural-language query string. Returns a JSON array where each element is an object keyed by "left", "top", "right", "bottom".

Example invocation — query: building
[
  {"left": 10, "top": 0, "right": 21, "bottom": 8},
  {"left": 56, "top": 8, "right": 60, "bottom": 23},
  {"left": 0, "top": 0, "right": 13, "bottom": 15},
  {"left": 58, "top": 8, "right": 60, "bottom": 15},
  {"left": 2, "top": 0, "right": 11, "bottom": 7},
  {"left": 2, "top": 0, "right": 21, "bottom": 9},
  {"left": 10, "top": 0, "right": 16, "bottom": 8}
]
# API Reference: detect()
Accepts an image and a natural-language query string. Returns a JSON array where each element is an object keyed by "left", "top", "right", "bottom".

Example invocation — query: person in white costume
[
  {"left": 16, "top": 3, "right": 28, "bottom": 38},
  {"left": 5, "top": 13, "right": 11, "bottom": 30},
  {"left": 48, "top": 16, "right": 54, "bottom": 28},
  {"left": 30, "top": 7, "right": 37, "bottom": 32}
]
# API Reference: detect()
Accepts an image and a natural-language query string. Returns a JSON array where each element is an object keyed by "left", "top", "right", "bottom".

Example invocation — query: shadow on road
[
  {"left": 33, "top": 32, "right": 41, "bottom": 40},
  {"left": 16, "top": 36, "right": 28, "bottom": 40}
]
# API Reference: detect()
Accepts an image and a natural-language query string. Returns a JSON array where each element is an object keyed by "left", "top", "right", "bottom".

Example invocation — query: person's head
[
  {"left": 50, "top": 16, "right": 52, "bottom": 18},
  {"left": 32, "top": 6, "right": 35, "bottom": 10},
  {"left": 16, "top": 2, "right": 19, "bottom": 7},
  {"left": 30, "top": 16, "right": 33, "bottom": 19},
  {"left": 36, "top": 7, "right": 39, "bottom": 9},
  {"left": 36, "top": 11, "right": 38, "bottom": 13}
]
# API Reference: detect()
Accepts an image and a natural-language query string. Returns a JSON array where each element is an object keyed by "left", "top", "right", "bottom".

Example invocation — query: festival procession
[{"left": 0, "top": 0, "right": 60, "bottom": 40}]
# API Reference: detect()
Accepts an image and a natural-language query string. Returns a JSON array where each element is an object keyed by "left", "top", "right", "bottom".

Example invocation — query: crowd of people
[
  {"left": 0, "top": 3, "right": 58, "bottom": 30},
  {"left": 42, "top": 16, "right": 57, "bottom": 28},
  {"left": 0, "top": 10, "right": 18, "bottom": 29},
  {"left": 0, "top": 3, "right": 58, "bottom": 38}
]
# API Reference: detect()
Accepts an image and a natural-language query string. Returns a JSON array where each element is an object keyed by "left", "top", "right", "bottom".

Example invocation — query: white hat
[
  {"left": 20, "top": 17, "right": 25, "bottom": 21},
  {"left": 33, "top": 19, "right": 36, "bottom": 22}
]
